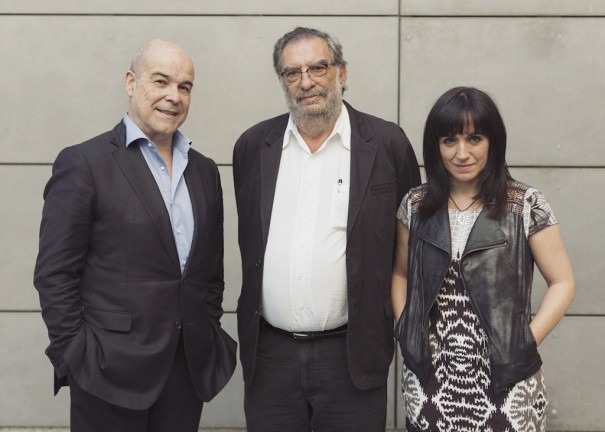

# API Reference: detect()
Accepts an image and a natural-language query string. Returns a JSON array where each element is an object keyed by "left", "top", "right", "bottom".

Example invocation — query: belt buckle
[{"left": 292, "top": 332, "right": 313, "bottom": 341}]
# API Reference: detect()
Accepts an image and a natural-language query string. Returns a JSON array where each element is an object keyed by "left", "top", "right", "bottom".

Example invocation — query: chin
[{"left": 302, "top": 105, "right": 326, "bottom": 115}]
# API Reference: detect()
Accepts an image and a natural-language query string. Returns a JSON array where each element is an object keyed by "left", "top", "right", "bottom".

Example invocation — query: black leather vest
[{"left": 397, "top": 192, "right": 542, "bottom": 393}]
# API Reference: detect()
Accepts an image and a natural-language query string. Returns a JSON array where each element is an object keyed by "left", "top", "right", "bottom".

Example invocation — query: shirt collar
[
  {"left": 123, "top": 113, "right": 191, "bottom": 156},
  {"left": 283, "top": 103, "right": 350, "bottom": 152}
]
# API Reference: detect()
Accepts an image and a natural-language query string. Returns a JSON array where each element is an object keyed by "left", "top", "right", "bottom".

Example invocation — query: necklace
[
  {"left": 449, "top": 194, "right": 480, "bottom": 212},
  {"left": 449, "top": 194, "right": 480, "bottom": 223}
]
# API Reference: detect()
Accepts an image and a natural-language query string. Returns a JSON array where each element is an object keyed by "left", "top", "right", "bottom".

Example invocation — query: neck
[
  {"left": 155, "top": 141, "right": 173, "bottom": 177},
  {"left": 295, "top": 117, "right": 338, "bottom": 154},
  {"left": 448, "top": 185, "right": 482, "bottom": 211}
]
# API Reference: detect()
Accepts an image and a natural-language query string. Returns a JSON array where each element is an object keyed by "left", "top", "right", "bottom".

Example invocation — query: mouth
[
  {"left": 296, "top": 90, "right": 326, "bottom": 104},
  {"left": 156, "top": 108, "right": 179, "bottom": 117}
]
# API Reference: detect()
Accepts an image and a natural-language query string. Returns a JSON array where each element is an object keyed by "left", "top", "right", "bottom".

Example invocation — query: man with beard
[{"left": 232, "top": 27, "right": 421, "bottom": 432}]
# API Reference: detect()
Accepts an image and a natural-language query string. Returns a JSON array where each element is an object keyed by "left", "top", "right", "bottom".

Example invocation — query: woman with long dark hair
[{"left": 391, "top": 87, "right": 575, "bottom": 431}]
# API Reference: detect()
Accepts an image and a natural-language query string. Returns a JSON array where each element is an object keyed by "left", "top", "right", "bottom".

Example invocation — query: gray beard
[{"left": 285, "top": 86, "right": 343, "bottom": 139}]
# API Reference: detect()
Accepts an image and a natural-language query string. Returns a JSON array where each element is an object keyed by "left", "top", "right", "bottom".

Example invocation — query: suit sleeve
[
  {"left": 33, "top": 146, "right": 94, "bottom": 381},
  {"left": 393, "top": 127, "right": 421, "bottom": 202},
  {"left": 232, "top": 136, "right": 244, "bottom": 210}
]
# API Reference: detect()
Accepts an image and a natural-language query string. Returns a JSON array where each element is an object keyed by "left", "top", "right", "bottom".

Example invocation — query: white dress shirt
[{"left": 262, "top": 104, "right": 351, "bottom": 332}]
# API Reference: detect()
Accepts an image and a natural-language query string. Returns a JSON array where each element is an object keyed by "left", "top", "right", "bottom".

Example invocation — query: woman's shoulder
[
  {"left": 506, "top": 180, "right": 541, "bottom": 208},
  {"left": 398, "top": 184, "right": 428, "bottom": 225},
  {"left": 506, "top": 180, "right": 548, "bottom": 201},
  {"left": 405, "top": 184, "right": 429, "bottom": 212},
  {"left": 507, "top": 179, "right": 532, "bottom": 196},
  {"left": 407, "top": 184, "right": 428, "bottom": 202},
  {"left": 505, "top": 179, "right": 555, "bottom": 219}
]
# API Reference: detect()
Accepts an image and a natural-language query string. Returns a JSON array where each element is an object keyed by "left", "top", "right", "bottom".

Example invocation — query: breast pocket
[
  {"left": 371, "top": 179, "right": 396, "bottom": 196},
  {"left": 330, "top": 182, "right": 349, "bottom": 229}
]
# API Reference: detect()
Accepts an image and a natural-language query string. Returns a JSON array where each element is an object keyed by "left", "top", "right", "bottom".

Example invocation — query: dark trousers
[
  {"left": 69, "top": 333, "right": 203, "bottom": 432},
  {"left": 244, "top": 324, "right": 387, "bottom": 432}
]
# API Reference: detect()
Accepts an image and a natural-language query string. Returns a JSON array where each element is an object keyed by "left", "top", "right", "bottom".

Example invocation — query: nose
[
  {"left": 299, "top": 70, "right": 316, "bottom": 89},
  {"left": 456, "top": 141, "right": 470, "bottom": 159},
  {"left": 164, "top": 84, "right": 181, "bottom": 103}
]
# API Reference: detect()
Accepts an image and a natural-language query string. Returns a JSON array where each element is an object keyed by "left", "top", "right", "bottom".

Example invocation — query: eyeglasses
[{"left": 280, "top": 63, "right": 337, "bottom": 84}]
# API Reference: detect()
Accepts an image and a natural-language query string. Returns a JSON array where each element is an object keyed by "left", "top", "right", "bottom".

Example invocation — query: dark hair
[
  {"left": 273, "top": 27, "right": 347, "bottom": 93},
  {"left": 420, "top": 87, "right": 513, "bottom": 219}
]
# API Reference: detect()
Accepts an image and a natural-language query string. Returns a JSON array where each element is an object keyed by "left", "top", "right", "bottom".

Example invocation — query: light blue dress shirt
[{"left": 123, "top": 114, "right": 194, "bottom": 273}]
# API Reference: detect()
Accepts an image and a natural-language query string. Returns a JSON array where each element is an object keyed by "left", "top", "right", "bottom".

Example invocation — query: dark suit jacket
[
  {"left": 233, "top": 101, "right": 421, "bottom": 389},
  {"left": 34, "top": 121, "right": 236, "bottom": 410}
]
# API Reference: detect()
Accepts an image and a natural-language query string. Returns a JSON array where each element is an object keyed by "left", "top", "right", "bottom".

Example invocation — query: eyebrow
[
  {"left": 282, "top": 59, "right": 329, "bottom": 70},
  {"left": 150, "top": 72, "right": 194, "bottom": 88}
]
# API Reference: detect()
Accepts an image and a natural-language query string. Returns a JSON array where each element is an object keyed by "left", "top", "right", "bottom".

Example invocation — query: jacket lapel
[
  {"left": 110, "top": 123, "right": 181, "bottom": 273},
  {"left": 346, "top": 102, "right": 377, "bottom": 239},
  {"left": 259, "top": 117, "right": 288, "bottom": 250},
  {"left": 463, "top": 209, "right": 508, "bottom": 255},
  {"left": 417, "top": 206, "right": 508, "bottom": 257},
  {"left": 418, "top": 206, "right": 452, "bottom": 255},
  {"left": 183, "top": 160, "right": 205, "bottom": 277}
]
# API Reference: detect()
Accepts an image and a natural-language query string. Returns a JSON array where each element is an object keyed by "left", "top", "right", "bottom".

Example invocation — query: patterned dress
[{"left": 397, "top": 183, "right": 557, "bottom": 432}]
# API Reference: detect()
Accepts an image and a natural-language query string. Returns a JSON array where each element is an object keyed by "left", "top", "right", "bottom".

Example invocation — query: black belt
[{"left": 260, "top": 317, "right": 347, "bottom": 341}]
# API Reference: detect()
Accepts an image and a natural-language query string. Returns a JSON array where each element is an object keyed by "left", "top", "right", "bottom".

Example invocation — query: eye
[
  {"left": 469, "top": 134, "right": 485, "bottom": 144},
  {"left": 309, "top": 65, "right": 327, "bottom": 73},
  {"left": 440, "top": 137, "right": 456, "bottom": 145},
  {"left": 154, "top": 79, "right": 168, "bottom": 86},
  {"left": 179, "top": 85, "right": 192, "bottom": 94},
  {"left": 282, "top": 69, "right": 299, "bottom": 78}
]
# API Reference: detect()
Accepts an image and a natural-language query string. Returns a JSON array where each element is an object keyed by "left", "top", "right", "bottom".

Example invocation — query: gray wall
[{"left": 1, "top": 1, "right": 603, "bottom": 430}]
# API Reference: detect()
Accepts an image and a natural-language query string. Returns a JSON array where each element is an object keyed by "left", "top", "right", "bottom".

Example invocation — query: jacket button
[
  {"left": 255, "top": 259, "right": 262, "bottom": 268},
  {"left": 175, "top": 320, "right": 183, "bottom": 330},
  {"left": 254, "top": 310, "right": 259, "bottom": 317}
]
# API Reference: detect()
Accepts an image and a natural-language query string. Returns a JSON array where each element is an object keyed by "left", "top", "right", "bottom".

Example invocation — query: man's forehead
[
  {"left": 284, "top": 36, "right": 328, "bottom": 51},
  {"left": 140, "top": 56, "right": 194, "bottom": 78},
  {"left": 282, "top": 37, "right": 330, "bottom": 64}
]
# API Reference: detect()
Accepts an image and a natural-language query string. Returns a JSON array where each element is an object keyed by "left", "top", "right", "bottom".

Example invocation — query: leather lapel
[
  {"left": 112, "top": 134, "right": 181, "bottom": 273},
  {"left": 417, "top": 206, "right": 507, "bottom": 257},
  {"left": 418, "top": 206, "right": 452, "bottom": 255},
  {"left": 463, "top": 209, "right": 507, "bottom": 255},
  {"left": 346, "top": 103, "right": 377, "bottom": 239},
  {"left": 259, "top": 117, "right": 288, "bottom": 250}
]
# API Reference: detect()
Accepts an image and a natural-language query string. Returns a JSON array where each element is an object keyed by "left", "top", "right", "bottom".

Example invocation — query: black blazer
[
  {"left": 233, "top": 102, "right": 421, "bottom": 389},
  {"left": 34, "top": 121, "right": 236, "bottom": 409}
]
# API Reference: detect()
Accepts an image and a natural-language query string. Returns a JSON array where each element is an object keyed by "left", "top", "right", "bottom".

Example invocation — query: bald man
[{"left": 34, "top": 39, "right": 235, "bottom": 431}]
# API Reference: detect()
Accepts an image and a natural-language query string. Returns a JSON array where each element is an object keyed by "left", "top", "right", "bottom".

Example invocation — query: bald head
[
  {"left": 130, "top": 39, "right": 194, "bottom": 78},
  {"left": 125, "top": 39, "right": 195, "bottom": 149}
]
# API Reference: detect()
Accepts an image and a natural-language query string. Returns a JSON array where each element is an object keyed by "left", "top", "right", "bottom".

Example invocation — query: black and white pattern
[
  {"left": 398, "top": 183, "right": 556, "bottom": 431},
  {"left": 403, "top": 255, "right": 546, "bottom": 431}
]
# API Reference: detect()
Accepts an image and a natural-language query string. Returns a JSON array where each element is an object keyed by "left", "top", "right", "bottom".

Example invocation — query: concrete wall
[{"left": 1, "top": 1, "right": 603, "bottom": 430}]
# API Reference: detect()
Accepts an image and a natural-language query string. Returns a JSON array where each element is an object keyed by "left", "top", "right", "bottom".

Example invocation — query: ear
[
  {"left": 125, "top": 70, "right": 136, "bottom": 96},
  {"left": 338, "top": 63, "right": 347, "bottom": 86}
]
